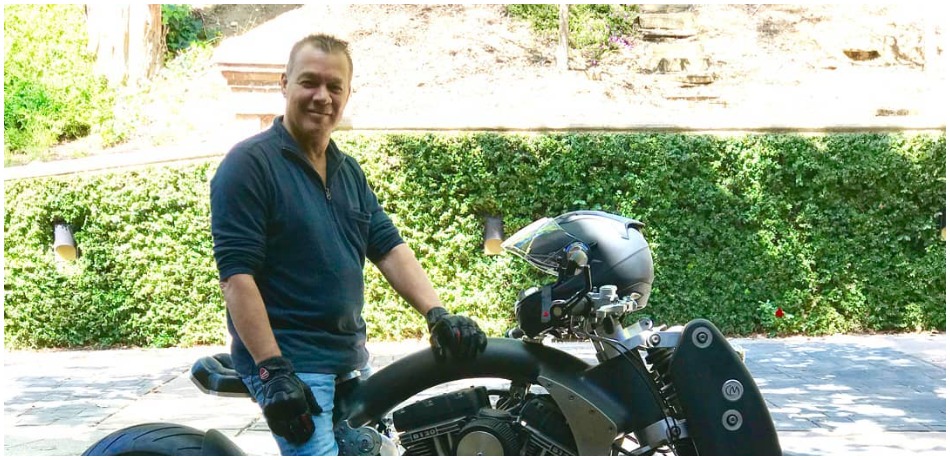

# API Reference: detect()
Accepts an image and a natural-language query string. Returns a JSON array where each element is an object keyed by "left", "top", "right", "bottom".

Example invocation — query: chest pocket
[
  {"left": 339, "top": 207, "right": 371, "bottom": 258},
  {"left": 328, "top": 162, "right": 372, "bottom": 260}
]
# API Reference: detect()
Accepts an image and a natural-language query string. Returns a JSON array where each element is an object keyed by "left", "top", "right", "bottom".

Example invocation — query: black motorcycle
[{"left": 84, "top": 210, "right": 782, "bottom": 456}]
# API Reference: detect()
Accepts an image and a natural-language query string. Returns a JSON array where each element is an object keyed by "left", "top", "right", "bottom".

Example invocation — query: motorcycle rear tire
[{"left": 82, "top": 422, "right": 240, "bottom": 456}]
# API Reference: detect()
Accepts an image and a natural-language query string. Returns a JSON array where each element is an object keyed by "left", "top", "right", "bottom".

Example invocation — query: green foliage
[
  {"left": 506, "top": 4, "right": 639, "bottom": 64},
  {"left": 3, "top": 4, "right": 115, "bottom": 164},
  {"left": 4, "top": 164, "right": 223, "bottom": 348},
  {"left": 161, "top": 5, "right": 219, "bottom": 61},
  {"left": 102, "top": 43, "right": 226, "bottom": 147},
  {"left": 4, "top": 133, "right": 945, "bottom": 349}
]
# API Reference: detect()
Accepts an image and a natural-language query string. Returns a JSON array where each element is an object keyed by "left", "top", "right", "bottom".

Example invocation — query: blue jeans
[{"left": 242, "top": 364, "right": 372, "bottom": 456}]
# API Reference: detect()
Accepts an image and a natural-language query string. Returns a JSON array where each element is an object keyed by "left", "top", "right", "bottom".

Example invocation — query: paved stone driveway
[{"left": 4, "top": 334, "right": 945, "bottom": 456}]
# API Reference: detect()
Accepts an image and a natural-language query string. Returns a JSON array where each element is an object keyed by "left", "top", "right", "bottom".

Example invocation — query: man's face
[{"left": 281, "top": 45, "right": 351, "bottom": 138}]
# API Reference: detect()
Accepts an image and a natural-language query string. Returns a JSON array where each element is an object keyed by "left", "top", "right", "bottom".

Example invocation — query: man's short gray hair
[{"left": 286, "top": 33, "right": 353, "bottom": 80}]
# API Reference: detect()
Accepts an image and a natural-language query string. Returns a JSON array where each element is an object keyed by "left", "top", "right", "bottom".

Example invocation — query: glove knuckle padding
[
  {"left": 257, "top": 357, "right": 321, "bottom": 444},
  {"left": 428, "top": 309, "right": 487, "bottom": 360}
]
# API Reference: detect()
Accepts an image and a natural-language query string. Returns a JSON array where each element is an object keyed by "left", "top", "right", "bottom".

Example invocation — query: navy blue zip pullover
[{"left": 210, "top": 117, "right": 404, "bottom": 377}]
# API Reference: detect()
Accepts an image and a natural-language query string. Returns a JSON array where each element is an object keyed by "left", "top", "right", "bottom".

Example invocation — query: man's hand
[
  {"left": 256, "top": 356, "right": 321, "bottom": 444},
  {"left": 426, "top": 307, "right": 488, "bottom": 360}
]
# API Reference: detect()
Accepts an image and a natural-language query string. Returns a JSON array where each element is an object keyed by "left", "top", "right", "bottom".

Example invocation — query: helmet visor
[{"left": 501, "top": 217, "right": 582, "bottom": 275}]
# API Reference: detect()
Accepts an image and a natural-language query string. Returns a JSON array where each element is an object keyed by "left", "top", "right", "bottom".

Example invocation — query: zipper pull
[{"left": 325, "top": 186, "right": 332, "bottom": 201}]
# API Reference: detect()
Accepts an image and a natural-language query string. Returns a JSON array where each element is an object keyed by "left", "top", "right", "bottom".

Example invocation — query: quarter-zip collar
[{"left": 272, "top": 116, "right": 344, "bottom": 187}]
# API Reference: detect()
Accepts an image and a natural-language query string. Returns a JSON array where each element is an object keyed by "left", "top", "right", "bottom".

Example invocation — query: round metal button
[
  {"left": 722, "top": 379, "right": 744, "bottom": 401},
  {"left": 722, "top": 409, "right": 743, "bottom": 431},
  {"left": 692, "top": 326, "right": 712, "bottom": 348}
]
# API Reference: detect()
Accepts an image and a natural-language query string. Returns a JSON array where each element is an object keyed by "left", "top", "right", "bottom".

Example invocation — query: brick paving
[{"left": 3, "top": 334, "right": 945, "bottom": 456}]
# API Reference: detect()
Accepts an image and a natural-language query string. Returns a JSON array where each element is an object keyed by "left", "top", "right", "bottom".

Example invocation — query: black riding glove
[
  {"left": 426, "top": 306, "right": 488, "bottom": 360},
  {"left": 256, "top": 356, "right": 322, "bottom": 444}
]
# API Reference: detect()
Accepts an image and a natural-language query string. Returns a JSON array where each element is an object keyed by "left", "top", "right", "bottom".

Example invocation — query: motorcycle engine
[{"left": 392, "top": 386, "right": 577, "bottom": 456}]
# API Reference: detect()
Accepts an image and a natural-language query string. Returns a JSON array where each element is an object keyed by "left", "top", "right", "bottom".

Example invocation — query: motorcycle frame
[
  {"left": 335, "top": 337, "right": 670, "bottom": 456},
  {"left": 94, "top": 320, "right": 780, "bottom": 456},
  {"left": 334, "top": 319, "right": 781, "bottom": 456}
]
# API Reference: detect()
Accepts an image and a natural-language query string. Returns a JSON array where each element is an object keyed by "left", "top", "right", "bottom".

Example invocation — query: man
[{"left": 210, "top": 33, "right": 487, "bottom": 456}]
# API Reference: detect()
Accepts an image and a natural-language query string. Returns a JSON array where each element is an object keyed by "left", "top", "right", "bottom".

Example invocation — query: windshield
[{"left": 501, "top": 217, "right": 582, "bottom": 275}]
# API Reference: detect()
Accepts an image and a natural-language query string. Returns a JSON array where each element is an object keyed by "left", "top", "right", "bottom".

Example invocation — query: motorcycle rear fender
[
  {"left": 335, "top": 337, "right": 667, "bottom": 456},
  {"left": 668, "top": 319, "right": 783, "bottom": 455}
]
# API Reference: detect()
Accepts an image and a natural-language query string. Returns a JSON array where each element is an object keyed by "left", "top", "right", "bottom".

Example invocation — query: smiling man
[{"left": 209, "top": 34, "right": 486, "bottom": 456}]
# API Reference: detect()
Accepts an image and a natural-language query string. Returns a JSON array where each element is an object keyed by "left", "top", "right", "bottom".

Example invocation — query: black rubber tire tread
[{"left": 82, "top": 422, "right": 206, "bottom": 456}]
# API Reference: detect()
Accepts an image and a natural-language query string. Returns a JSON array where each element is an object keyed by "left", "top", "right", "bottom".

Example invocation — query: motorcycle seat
[{"left": 190, "top": 353, "right": 252, "bottom": 398}]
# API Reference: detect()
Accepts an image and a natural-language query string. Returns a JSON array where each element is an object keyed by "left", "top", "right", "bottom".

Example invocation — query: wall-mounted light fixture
[
  {"left": 53, "top": 221, "right": 78, "bottom": 260},
  {"left": 483, "top": 216, "right": 505, "bottom": 255}
]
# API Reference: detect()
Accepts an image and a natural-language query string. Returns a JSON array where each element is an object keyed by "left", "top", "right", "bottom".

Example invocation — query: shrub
[
  {"left": 161, "top": 5, "right": 220, "bottom": 61},
  {"left": 3, "top": 4, "right": 114, "bottom": 164},
  {"left": 3, "top": 133, "right": 945, "bottom": 349},
  {"left": 506, "top": 4, "right": 639, "bottom": 64},
  {"left": 101, "top": 42, "right": 227, "bottom": 148},
  {"left": 4, "top": 164, "right": 222, "bottom": 348}
]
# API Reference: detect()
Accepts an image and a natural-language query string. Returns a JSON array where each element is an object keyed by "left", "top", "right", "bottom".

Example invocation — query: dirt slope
[
  {"left": 207, "top": 3, "right": 944, "bottom": 126},
  {"left": 47, "top": 4, "right": 944, "bottom": 162}
]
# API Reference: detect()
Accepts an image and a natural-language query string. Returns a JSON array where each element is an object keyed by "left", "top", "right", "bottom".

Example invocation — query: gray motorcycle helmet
[{"left": 504, "top": 210, "right": 654, "bottom": 336}]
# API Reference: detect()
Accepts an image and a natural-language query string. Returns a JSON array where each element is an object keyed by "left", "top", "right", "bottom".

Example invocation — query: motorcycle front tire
[{"left": 82, "top": 422, "right": 245, "bottom": 456}]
